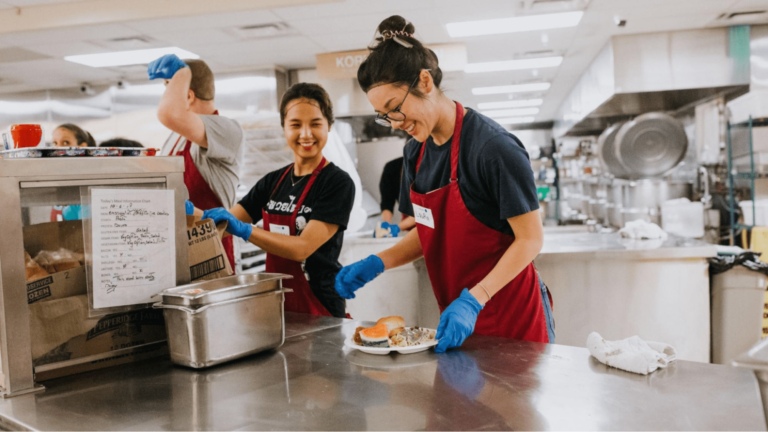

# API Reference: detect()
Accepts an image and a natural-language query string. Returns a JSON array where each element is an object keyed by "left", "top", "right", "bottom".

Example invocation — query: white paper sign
[{"left": 91, "top": 189, "right": 176, "bottom": 309}]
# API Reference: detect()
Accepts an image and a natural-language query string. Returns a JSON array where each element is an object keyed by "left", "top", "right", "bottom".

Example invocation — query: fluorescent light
[
  {"left": 482, "top": 108, "right": 539, "bottom": 118},
  {"left": 477, "top": 99, "right": 543, "bottom": 110},
  {"left": 465, "top": 56, "right": 562, "bottom": 73},
  {"left": 472, "top": 82, "right": 550, "bottom": 95},
  {"left": 447, "top": 11, "right": 583, "bottom": 38},
  {"left": 65, "top": 47, "right": 199, "bottom": 68},
  {"left": 495, "top": 117, "right": 536, "bottom": 125}
]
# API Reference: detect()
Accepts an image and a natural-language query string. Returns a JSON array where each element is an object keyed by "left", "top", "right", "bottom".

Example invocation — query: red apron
[
  {"left": 169, "top": 119, "right": 236, "bottom": 272},
  {"left": 410, "top": 102, "right": 550, "bottom": 343},
  {"left": 262, "top": 159, "right": 331, "bottom": 316}
]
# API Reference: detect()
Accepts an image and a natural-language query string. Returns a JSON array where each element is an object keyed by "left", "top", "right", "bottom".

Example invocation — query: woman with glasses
[{"left": 335, "top": 15, "right": 555, "bottom": 352}]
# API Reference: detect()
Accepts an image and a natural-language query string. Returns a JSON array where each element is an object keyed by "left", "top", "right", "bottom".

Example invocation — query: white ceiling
[{"left": 0, "top": 0, "right": 765, "bottom": 122}]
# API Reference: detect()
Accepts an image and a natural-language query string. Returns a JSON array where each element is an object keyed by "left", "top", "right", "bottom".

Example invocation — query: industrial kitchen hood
[{"left": 554, "top": 26, "right": 753, "bottom": 137}]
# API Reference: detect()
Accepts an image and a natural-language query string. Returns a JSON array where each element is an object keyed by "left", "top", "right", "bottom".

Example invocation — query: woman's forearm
[
  {"left": 468, "top": 237, "right": 542, "bottom": 306},
  {"left": 377, "top": 228, "right": 423, "bottom": 270}
]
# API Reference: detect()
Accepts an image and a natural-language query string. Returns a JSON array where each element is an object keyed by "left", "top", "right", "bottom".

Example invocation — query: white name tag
[
  {"left": 269, "top": 224, "right": 290, "bottom": 236},
  {"left": 413, "top": 204, "right": 435, "bottom": 229}
]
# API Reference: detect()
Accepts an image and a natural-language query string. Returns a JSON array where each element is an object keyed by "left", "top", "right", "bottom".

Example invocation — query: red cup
[{"left": 10, "top": 124, "right": 42, "bottom": 148}]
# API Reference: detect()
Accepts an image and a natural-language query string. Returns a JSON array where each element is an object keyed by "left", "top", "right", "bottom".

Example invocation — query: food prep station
[{"left": 0, "top": 312, "right": 760, "bottom": 431}]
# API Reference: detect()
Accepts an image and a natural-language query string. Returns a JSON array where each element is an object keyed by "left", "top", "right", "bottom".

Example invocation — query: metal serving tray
[
  {"left": 158, "top": 273, "right": 292, "bottom": 307},
  {"left": 153, "top": 286, "right": 290, "bottom": 368}
]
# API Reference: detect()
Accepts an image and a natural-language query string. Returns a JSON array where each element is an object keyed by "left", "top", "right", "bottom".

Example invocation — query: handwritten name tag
[
  {"left": 270, "top": 224, "right": 290, "bottom": 236},
  {"left": 413, "top": 204, "right": 435, "bottom": 229}
]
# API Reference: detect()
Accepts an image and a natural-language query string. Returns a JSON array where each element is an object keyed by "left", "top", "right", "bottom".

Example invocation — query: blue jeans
[{"left": 539, "top": 275, "right": 556, "bottom": 344}]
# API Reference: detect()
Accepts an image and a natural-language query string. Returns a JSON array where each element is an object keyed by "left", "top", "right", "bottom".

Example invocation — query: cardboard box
[
  {"left": 187, "top": 215, "right": 232, "bottom": 281},
  {"left": 30, "top": 294, "right": 167, "bottom": 380},
  {"left": 23, "top": 220, "right": 87, "bottom": 304}
]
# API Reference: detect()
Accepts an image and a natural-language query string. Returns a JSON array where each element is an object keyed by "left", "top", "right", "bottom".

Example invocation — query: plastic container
[
  {"left": 739, "top": 200, "right": 768, "bottom": 227},
  {"left": 711, "top": 266, "right": 768, "bottom": 364},
  {"left": 661, "top": 200, "right": 704, "bottom": 238}
]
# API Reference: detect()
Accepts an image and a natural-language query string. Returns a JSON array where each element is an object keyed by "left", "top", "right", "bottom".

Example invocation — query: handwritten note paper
[{"left": 91, "top": 189, "right": 176, "bottom": 309}]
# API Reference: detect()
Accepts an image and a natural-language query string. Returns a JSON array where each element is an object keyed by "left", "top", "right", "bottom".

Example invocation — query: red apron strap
[
  {"left": 290, "top": 158, "right": 327, "bottom": 227},
  {"left": 270, "top": 164, "right": 294, "bottom": 199},
  {"left": 450, "top": 102, "right": 464, "bottom": 181},
  {"left": 415, "top": 102, "right": 464, "bottom": 179}
]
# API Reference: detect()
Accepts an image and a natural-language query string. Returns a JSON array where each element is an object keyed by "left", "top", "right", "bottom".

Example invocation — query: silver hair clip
[{"left": 381, "top": 29, "right": 413, "bottom": 49}]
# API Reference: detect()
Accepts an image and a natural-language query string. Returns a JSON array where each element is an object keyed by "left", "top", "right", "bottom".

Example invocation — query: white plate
[{"left": 344, "top": 328, "right": 438, "bottom": 355}]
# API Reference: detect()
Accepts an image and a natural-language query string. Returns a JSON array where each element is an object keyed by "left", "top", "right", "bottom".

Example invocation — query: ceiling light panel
[
  {"left": 447, "top": 11, "right": 583, "bottom": 38},
  {"left": 477, "top": 99, "right": 543, "bottom": 110},
  {"left": 65, "top": 47, "right": 199, "bottom": 68},
  {"left": 472, "top": 82, "right": 551, "bottom": 95},
  {"left": 482, "top": 108, "right": 540, "bottom": 117},
  {"left": 465, "top": 56, "right": 562, "bottom": 73}
]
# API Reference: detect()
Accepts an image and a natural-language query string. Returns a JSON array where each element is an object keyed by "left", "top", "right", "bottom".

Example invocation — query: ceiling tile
[
  {"left": 124, "top": 9, "right": 283, "bottom": 34},
  {"left": 272, "top": 0, "right": 432, "bottom": 21}
]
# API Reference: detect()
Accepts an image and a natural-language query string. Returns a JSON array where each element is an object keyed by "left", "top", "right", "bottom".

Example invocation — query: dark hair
[
  {"left": 357, "top": 15, "right": 442, "bottom": 95},
  {"left": 56, "top": 123, "right": 96, "bottom": 147},
  {"left": 279, "top": 83, "right": 334, "bottom": 127},
  {"left": 100, "top": 138, "right": 143, "bottom": 148},
  {"left": 186, "top": 59, "right": 215, "bottom": 101}
]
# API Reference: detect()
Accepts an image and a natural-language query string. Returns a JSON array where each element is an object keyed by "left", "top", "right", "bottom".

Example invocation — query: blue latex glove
[
  {"left": 147, "top": 54, "right": 187, "bottom": 80},
  {"left": 437, "top": 351, "right": 486, "bottom": 399},
  {"left": 373, "top": 221, "right": 401, "bottom": 238},
  {"left": 335, "top": 255, "right": 385, "bottom": 299},
  {"left": 202, "top": 207, "right": 252, "bottom": 241},
  {"left": 435, "top": 288, "right": 483, "bottom": 353},
  {"left": 185, "top": 200, "right": 195, "bottom": 216}
]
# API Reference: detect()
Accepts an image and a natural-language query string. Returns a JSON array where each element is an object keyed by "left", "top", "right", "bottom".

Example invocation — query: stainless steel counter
[
  {"left": 0, "top": 314, "right": 763, "bottom": 431},
  {"left": 540, "top": 232, "right": 717, "bottom": 259}
]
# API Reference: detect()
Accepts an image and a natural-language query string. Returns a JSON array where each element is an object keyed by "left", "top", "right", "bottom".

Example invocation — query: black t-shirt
[
  {"left": 238, "top": 162, "right": 355, "bottom": 318},
  {"left": 379, "top": 157, "right": 403, "bottom": 213},
  {"left": 399, "top": 108, "right": 539, "bottom": 237}
]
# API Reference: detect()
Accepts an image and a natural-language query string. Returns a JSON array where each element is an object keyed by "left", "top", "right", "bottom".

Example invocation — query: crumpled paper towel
[
  {"left": 587, "top": 332, "right": 676, "bottom": 375},
  {"left": 619, "top": 219, "right": 668, "bottom": 240}
]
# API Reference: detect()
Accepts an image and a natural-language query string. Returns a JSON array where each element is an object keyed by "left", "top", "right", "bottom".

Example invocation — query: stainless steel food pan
[
  {"left": 153, "top": 288, "right": 290, "bottom": 368},
  {"left": 158, "top": 273, "right": 292, "bottom": 307}
]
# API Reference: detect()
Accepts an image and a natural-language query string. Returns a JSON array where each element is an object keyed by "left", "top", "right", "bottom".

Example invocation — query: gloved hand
[
  {"left": 373, "top": 221, "right": 401, "bottom": 238},
  {"left": 335, "top": 255, "right": 385, "bottom": 299},
  {"left": 435, "top": 288, "right": 483, "bottom": 353},
  {"left": 202, "top": 208, "right": 252, "bottom": 241},
  {"left": 147, "top": 54, "right": 187, "bottom": 80},
  {"left": 185, "top": 200, "right": 195, "bottom": 216}
]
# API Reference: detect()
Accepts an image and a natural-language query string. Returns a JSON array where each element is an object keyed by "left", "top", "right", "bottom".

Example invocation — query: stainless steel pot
[
  {"left": 153, "top": 273, "right": 292, "bottom": 369},
  {"left": 598, "top": 121, "right": 630, "bottom": 178},
  {"left": 614, "top": 112, "right": 688, "bottom": 179},
  {"left": 607, "top": 203, "right": 623, "bottom": 227},
  {"left": 623, "top": 179, "right": 692, "bottom": 209}
]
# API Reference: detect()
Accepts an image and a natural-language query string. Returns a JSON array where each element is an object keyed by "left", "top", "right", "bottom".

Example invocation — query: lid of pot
[
  {"left": 157, "top": 273, "right": 292, "bottom": 307},
  {"left": 614, "top": 112, "right": 688, "bottom": 178},
  {"left": 597, "top": 121, "right": 629, "bottom": 178}
]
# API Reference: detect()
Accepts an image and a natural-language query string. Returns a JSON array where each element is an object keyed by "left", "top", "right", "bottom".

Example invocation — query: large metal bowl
[{"left": 614, "top": 112, "right": 688, "bottom": 179}]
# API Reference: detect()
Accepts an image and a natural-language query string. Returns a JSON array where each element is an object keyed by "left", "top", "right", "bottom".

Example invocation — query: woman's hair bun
[{"left": 377, "top": 15, "right": 416, "bottom": 36}]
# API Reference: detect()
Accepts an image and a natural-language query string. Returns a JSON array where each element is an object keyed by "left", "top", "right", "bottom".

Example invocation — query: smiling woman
[
  {"left": 335, "top": 15, "right": 556, "bottom": 353},
  {"left": 201, "top": 83, "right": 355, "bottom": 318}
]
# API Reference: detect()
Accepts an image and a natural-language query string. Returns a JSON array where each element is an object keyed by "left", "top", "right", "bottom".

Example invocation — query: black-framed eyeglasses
[{"left": 374, "top": 73, "right": 424, "bottom": 128}]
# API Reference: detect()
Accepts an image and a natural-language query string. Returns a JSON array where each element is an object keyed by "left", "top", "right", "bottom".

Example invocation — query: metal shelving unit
[{"left": 726, "top": 116, "right": 768, "bottom": 245}]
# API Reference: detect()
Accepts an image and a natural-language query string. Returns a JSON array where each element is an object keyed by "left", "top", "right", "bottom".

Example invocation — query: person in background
[
  {"left": 100, "top": 138, "right": 143, "bottom": 148},
  {"left": 335, "top": 16, "right": 555, "bottom": 352},
  {"left": 376, "top": 156, "right": 415, "bottom": 238},
  {"left": 49, "top": 123, "right": 95, "bottom": 220},
  {"left": 148, "top": 54, "right": 243, "bottom": 270},
  {"left": 52, "top": 123, "right": 95, "bottom": 147},
  {"left": 200, "top": 83, "right": 355, "bottom": 318}
]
